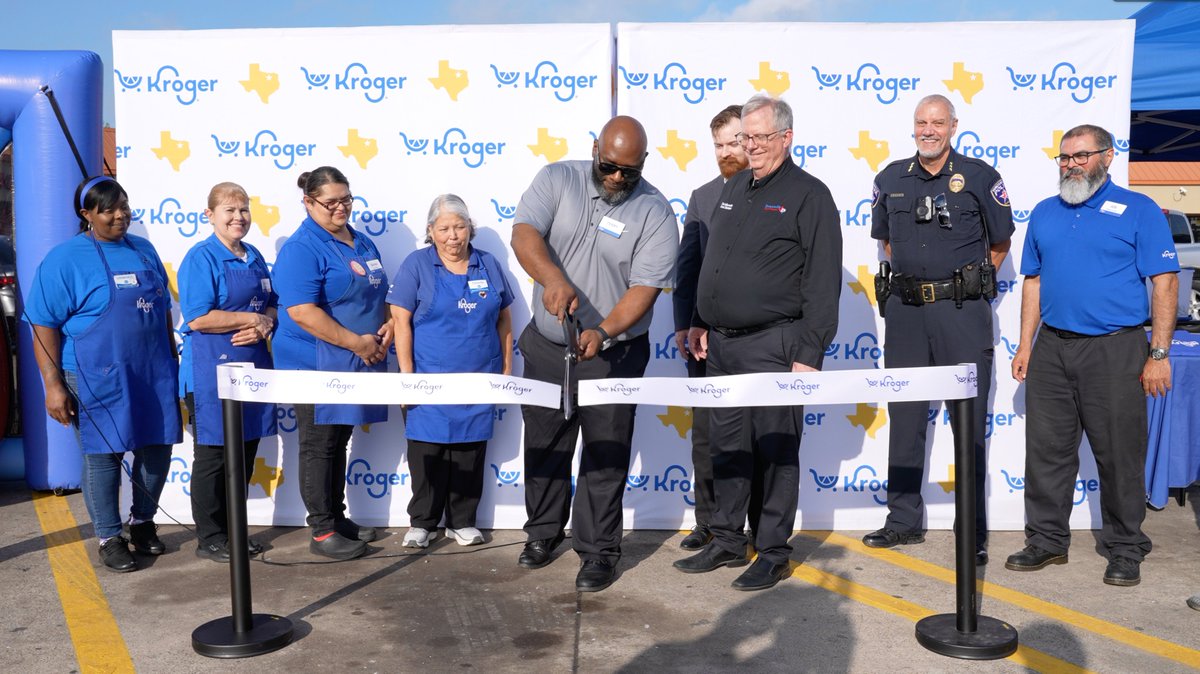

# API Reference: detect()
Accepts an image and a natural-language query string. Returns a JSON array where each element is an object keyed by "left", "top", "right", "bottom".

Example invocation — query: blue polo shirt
[
  {"left": 26, "top": 233, "right": 171, "bottom": 372},
  {"left": 177, "top": 235, "right": 277, "bottom": 395},
  {"left": 1022, "top": 177, "right": 1180, "bottom": 334},
  {"left": 386, "top": 245, "right": 515, "bottom": 321},
  {"left": 272, "top": 217, "right": 385, "bottom": 370}
]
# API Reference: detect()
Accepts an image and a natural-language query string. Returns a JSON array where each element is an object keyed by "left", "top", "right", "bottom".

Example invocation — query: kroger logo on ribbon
[
  {"left": 210, "top": 130, "right": 316, "bottom": 170},
  {"left": 114, "top": 65, "right": 217, "bottom": 105},
  {"left": 617, "top": 63, "right": 727, "bottom": 104},
  {"left": 810, "top": 63, "right": 920, "bottom": 104},
  {"left": 401, "top": 379, "right": 443, "bottom": 395},
  {"left": 823, "top": 331, "right": 883, "bottom": 367},
  {"left": 488, "top": 60, "right": 598, "bottom": 102},
  {"left": 625, "top": 464, "right": 696, "bottom": 506},
  {"left": 491, "top": 463, "right": 521, "bottom": 487},
  {"left": 865, "top": 375, "right": 910, "bottom": 392},
  {"left": 808, "top": 464, "right": 887, "bottom": 505},
  {"left": 954, "top": 371, "right": 979, "bottom": 386},
  {"left": 488, "top": 380, "right": 533, "bottom": 397},
  {"left": 349, "top": 196, "right": 408, "bottom": 237},
  {"left": 1005, "top": 62, "right": 1117, "bottom": 104},
  {"left": 237, "top": 374, "right": 269, "bottom": 393},
  {"left": 775, "top": 378, "right": 820, "bottom": 395},
  {"left": 952, "top": 130, "right": 1020, "bottom": 168},
  {"left": 685, "top": 383, "right": 731, "bottom": 399},
  {"left": 299, "top": 63, "right": 407, "bottom": 103},
  {"left": 397, "top": 128, "right": 506, "bottom": 168},
  {"left": 327, "top": 378, "right": 354, "bottom": 394},
  {"left": 596, "top": 382, "right": 639, "bottom": 396},
  {"left": 346, "top": 458, "right": 408, "bottom": 499},
  {"left": 148, "top": 197, "right": 208, "bottom": 237}
]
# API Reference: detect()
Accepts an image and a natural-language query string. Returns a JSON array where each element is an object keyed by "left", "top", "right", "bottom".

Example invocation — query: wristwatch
[
  {"left": 1149, "top": 347, "right": 1169, "bottom": 361},
  {"left": 594, "top": 326, "right": 615, "bottom": 351}
]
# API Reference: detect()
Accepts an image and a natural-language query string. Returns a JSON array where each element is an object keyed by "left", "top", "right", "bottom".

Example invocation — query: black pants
[
  {"left": 1023, "top": 327, "right": 1152, "bottom": 561},
  {"left": 406, "top": 439, "right": 487, "bottom": 530},
  {"left": 686, "top": 357, "right": 715, "bottom": 527},
  {"left": 706, "top": 323, "right": 806, "bottom": 565},
  {"left": 519, "top": 325, "right": 649, "bottom": 565},
  {"left": 294, "top": 403, "right": 354, "bottom": 536},
  {"left": 186, "top": 394, "right": 260, "bottom": 546},
  {"left": 882, "top": 295, "right": 992, "bottom": 548}
]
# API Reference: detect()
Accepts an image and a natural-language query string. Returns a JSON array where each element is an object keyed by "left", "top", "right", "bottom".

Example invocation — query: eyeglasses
[
  {"left": 596, "top": 159, "right": 642, "bottom": 181},
  {"left": 1053, "top": 150, "right": 1106, "bottom": 167},
  {"left": 310, "top": 195, "right": 354, "bottom": 212},
  {"left": 735, "top": 130, "right": 783, "bottom": 146},
  {"left": 933, "top": 193, "right": 951, "bottom": 229}
]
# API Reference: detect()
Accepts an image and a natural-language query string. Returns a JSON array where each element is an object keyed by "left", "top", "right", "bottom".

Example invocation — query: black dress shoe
[
  {"left": 680, "top": 525, "right": 713, "bottom": 551},
  {"left": 976, "top": 549, "right": 989, "bottom": 566},
  {"left": 518, "top": 532, "right": 565, "bottom": 569},
  {"left": 336, "top": 517, "right": 378, "bottom": 542},
  {"left": 673, "top": 544, "right": 749, "bottom": 573},
  {"left": 731, "top": 558, "right": 790, "bottom": 591},
  {"left": 576, "top": 559, "right": 616, "bottom": 592},
  {"left": 99, "top": 536, "right": 137, "bottom": 573},
  {"left": 1103, "top": 557, "right": 1141, "bottom": 586},
  {"left": 247, "top": 538, "right": 264, "bottom": 555},
  {"left": 196, "top": 541, "right": 231, "bottom": 563},
  {"left": 129, "top": 521, "right": 165, "bottom": 555},
  {"left": 1004, "top": 545, "right": 1067, "bottom": 571},
  {"left": 862, "top": 527, "right": 925, "bottom": 549},
  {"left": 310, "top": 531, "right": 367, "bottom": 560}
]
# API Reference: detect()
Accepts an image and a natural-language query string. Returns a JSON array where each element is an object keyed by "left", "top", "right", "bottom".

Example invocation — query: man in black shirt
[{"left": 673, "top": 94, "right": 842, "bottom": 591}]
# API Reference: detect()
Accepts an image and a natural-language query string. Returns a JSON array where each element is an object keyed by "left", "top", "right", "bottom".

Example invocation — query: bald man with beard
[{"left": 511, "top": 115, "right": 679, "bottom": 592}]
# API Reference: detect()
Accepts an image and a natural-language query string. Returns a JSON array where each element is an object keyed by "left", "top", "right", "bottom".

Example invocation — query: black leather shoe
[
  {"left": 336, "top": 517, "right": 377, "bottom": 542},
  {"left": 680, "top": 525, "right": 713, "bottom": 551},
  {"left": 99, "top": 536, "right": 137, "bottom": 573},
  {"left": 129, "top": 521, "right": 165, "bottom": 555},
  {"left": 576, "top": 559, "right": 616, "bottom": 592},
  {"left": 310, "top": 531, "right": 367, "bottom": 560},
  {"left": 1103, "top": 557, "right": 1141, "bottom": 587},
  {"left": 1187, "top": 594, "right": 1200, "bottom": 611},
  {"left": 673, "top": 544, "right": 749, "bottom": 573},
  {"left": 1004, "top": 545, "right": 1067, "bottom": 571},
  {"left": 196, "top": 541, "right": 231, "bottom": 563},
  {"left": 518, "top": 532, "right": 565, "bottom": 569},
  {"left": 976, "top": 549, "right": 989, "bottom": 566},
  {"left": 247, "top": 538, "right": 264, "bottom": 555},
  {"left": 862, "top": 527, "right": 925, "bottom": 549},
  {"left": 731, "top": 558, "right": 790, "bottom": 591}
]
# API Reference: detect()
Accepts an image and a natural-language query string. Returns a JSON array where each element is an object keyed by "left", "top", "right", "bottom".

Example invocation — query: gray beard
[
  {"left": 1058, "top": 168, "right": 1105, "bottom": 205},
  {"left": 591, "top": 169, "right": 633, "bottom": 206}
]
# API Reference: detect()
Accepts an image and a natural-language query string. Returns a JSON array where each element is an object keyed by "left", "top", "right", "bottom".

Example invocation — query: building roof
[
  {"left": 1128, "top": 161, "right": 1200, "bottom": 185},
  {"left": 102, "top": 127, "right": 116, "bottom": 177}
]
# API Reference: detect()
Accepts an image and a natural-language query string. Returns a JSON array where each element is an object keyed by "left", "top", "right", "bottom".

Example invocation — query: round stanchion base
[
  {"left": 192, "top": 614, "right": 294, "bottom": 658},
  {"left": 915, "top": 614, "right": 1018, "bottom": 660}
]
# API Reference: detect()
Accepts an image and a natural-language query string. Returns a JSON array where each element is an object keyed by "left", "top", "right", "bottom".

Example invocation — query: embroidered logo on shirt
[
  {"left": 249, "top": 296, "right": 264, "bottom": 312},
  {"left": 1163, "top": 250, "right": 1177, "bottom": 260},
  {"left": 458, "top": 298, "right": 478, "bottom": 314},
  {"left": 763, "top": 203, "right": 787, "bottom": 214},
  {"left": 719, "top": 202, "right": 733, "bottom": 210},
  {"left": 990, "top": 179, "right": 1010, "bottom": 207},
  {"left": 136, "top": 297, "right": 155, "bottom": 313}
]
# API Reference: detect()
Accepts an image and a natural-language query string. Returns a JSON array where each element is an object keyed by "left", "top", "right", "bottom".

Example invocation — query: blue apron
[
  {"left": 406, "top": 248, "right": 503, "bottom": 443},
  {"left": 72, "top": 235, "right": 182, "bottom": 453},
  {"left": 191, "top": 251, "right": 278, "bottom": 445},
  {"left": 314, "top": 235, "right": 388, "bottom": 425}
]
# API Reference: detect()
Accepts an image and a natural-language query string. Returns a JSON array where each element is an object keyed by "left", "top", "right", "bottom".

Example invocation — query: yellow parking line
[
  {"left": 790, "top": 563, "right": 1091, "bottom": 674},
  {"left": 804, "top": 531, "right": 1200, "bottom": 670},
  {"left": 32, "top": 492, "right": 134, "bottom": 673}
]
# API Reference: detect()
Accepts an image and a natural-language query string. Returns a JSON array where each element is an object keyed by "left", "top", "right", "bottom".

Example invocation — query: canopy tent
[{"left": 1130, "top": 2, "right": 1200, "bottom": 161}]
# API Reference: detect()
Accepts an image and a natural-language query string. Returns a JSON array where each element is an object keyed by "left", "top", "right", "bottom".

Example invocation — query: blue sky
[{"left": 5, "top": 0, "right": 1150, "bottom": 123}]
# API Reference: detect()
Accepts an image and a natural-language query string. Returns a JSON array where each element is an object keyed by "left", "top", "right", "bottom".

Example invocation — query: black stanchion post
[
  {"left": 914, "top": 394, "right": 1018, "bottom": 660},
  {"left": 192, "top": 398, "right": 294, "bottom": 658}
]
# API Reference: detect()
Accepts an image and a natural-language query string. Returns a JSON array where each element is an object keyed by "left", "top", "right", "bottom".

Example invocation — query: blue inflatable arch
[{"left": 0, "top": 50, "right": 103, "bottom": 489}]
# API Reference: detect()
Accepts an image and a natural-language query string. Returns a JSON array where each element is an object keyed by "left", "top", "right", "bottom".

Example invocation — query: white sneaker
[
  {"left": 446, "top": 527, "right": 484, "bottom": 546},
  {"left": 403, "top": 527, "right": 437, "bottom": 548}
]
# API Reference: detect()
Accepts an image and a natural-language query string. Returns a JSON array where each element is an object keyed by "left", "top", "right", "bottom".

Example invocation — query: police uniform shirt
[
  {"left": 513, "top": 160, "right": 678, "bottom": 344},
  {"left": 1023, "top": 176, "right": 1180, "bottom": 334},
  {"left": 696, "top": 158, "right": 842, "bottom": 367},
  {"left": 871, "top": 150, "right": 1014, "bottom": 279}
]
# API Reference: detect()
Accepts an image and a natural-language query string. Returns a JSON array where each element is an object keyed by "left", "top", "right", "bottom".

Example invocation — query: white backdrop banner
[{"left": 113, "top": 20, "right": 1134, "bottom": 531}]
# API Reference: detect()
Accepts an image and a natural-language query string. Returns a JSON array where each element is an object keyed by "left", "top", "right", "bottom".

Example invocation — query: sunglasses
[
  {"left": 596, "top": 159, "right": 642, "bottom": 182},
  {"left": 933, "top": 193, "right": 951, "bottom": 229}
]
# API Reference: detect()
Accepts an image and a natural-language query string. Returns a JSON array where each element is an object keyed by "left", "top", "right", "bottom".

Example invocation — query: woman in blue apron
[
  {"left": 388, "top": 195, "right": 513, "bottom": 549},
  {"left": 179, "top": 182, "right": 278, "bottom": 563},
  {"left": 273, "top": 166, "right": 391, "bottom": 560},
  {"left": 27, "top": 176, "right": 181, "bottom": 573}
]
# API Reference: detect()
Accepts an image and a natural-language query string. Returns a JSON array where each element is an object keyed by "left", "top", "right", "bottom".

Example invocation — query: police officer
[{"left": 864, "top": 94, "right": 1014, "bottom": 565}]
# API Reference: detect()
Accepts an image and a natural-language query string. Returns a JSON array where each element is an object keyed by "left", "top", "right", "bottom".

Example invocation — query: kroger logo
[
  {"left": 810, "top": 64, "right": 919, "bottom": 104},
  {"left": 625, "top": 464, "right": 696, "bottom": 506},
  {"left": 349, "top": 196, "right": 407, "bottom": 237},
  {"left": 163, "top": 456, "right": 192, "bottom": 496},
  {"left": 808, "top": 464, "right": 887, "bottom": 505},
  {"left": 148, "top": 197, "right": 208, "bottom": 237},
  {"left": 792, "top": 143, "right": 828, "bottom": 169},
  {"left": 823, "top": 331, "right": 883, "bottom": 367},
  {"left": 617, "top": 63, "right": 727, "bottom": 105},
  {"left": 654, "top": 331, "right": 682, "bottom": 360},
  {"left": 596, "top": 382, "right": 639, "bottom": 396},
  {"left": 954, "top": 371, "right": 978, "bottom": 387},
  {"left": 327, "top": 378, "right": 354, "bottom": 394},
  {"left": 685, "top": 383, "right": 731, "bottom": 399},
  {"left": 1000, "top": 469, "right": 1025, "bottom": 493},
  {"left": 490, "top": 199, "right": 516, "bottom": 223},
  {"left": 400, "top": 379, "right": 443, "bottom": 395},
  {"left": 237, "top": 374, "right": 269, "bottom": 393},
  {"left": 488, "top": 380, "right": 533, "bottom": 396},
  {"left": 136, "top": 297, "right": 155, "bottom": 313},
  {"left": 1005, "top": 62, "right": 1117, "bottom": 104},
  {"left": 210, "top": 130, "right": 316, "bottom": 170},
  {"left": 1173, "top": 338, "right": 1199, "bottom": 348},
  {"left": 488, "top": 60, "right": 598, "bottom": 102},
  {"left": 114, "top": 65, "right": 217, "bottom": 105},
  {"left": 843, "top": 198, "right": 873, "bottom": 227},
  {"left": 491, "top": 463, "right": 520, "bottom": 487},
  {"left": 299, "top": 63, "right": 407, "bottom": 103},
  {"left": 929, "top": 408, "right": 1017, "bottom": 440},
  {"left": 998, "top": 469, "right": 1097, "bottom": 505},
  {"left": 952, "top": 130, "right": 1020, "bottom": 168},
  {"left": 865, "top": 375, "right": 910, "bottom": 392},
  {"left": 397, "top": 128, "right": 506, "bottom": 168},
  {"left": 775, "top": 378, "right": 820, "bottom": 395},
  {"left": 275, "top": 406, "right": 297, "bottom": 433},
  {"left": 346, "top": 458, "right": 408, "bottom": 499},
  {"left": 669, "top": 198, "right": 688, "bottom": 226}
]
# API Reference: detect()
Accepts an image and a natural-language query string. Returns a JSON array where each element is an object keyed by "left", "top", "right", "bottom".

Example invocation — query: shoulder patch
[
  {"left": 990, "top": 179, "right": 1010, "bottom": 208},
  {"left": 871, "top": 182, "right": 881, "bottom": 207}
]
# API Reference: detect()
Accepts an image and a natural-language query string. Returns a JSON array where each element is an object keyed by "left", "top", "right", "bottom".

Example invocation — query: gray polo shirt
[{"left": 514, "top": 160, "right": 678, "bottom": 344}]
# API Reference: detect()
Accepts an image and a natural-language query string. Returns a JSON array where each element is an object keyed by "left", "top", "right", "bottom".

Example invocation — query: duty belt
[
  {"left": 711, "top": 317, "right": 793, "bottom": 338},
  {"left": 891, "top": 278, "right": 958, "bottom": 304}
]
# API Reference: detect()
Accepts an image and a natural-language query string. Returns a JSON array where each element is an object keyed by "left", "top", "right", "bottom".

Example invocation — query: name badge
[
  {"left": 260, "top": 278, "right": 272, "bottom": 293},
  {"left": 114, "top": 273, "right": 138, "bottom": 288},
  {"left": 365, "top": 259, "right": 384, "bottom": 272},
  {"left": 468, "top": 279, "right": 489, "bottom": 292},
  {"left": 598, "top": 216, "right": 626, "bottom": 238},
  {"left": 1100, "top": 201, "right": 1127, "bottom": 217}
]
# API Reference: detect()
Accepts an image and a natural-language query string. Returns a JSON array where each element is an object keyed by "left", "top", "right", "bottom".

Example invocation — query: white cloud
[{"left": 699, "top": 0, "right": 822, "bottom": 22}]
